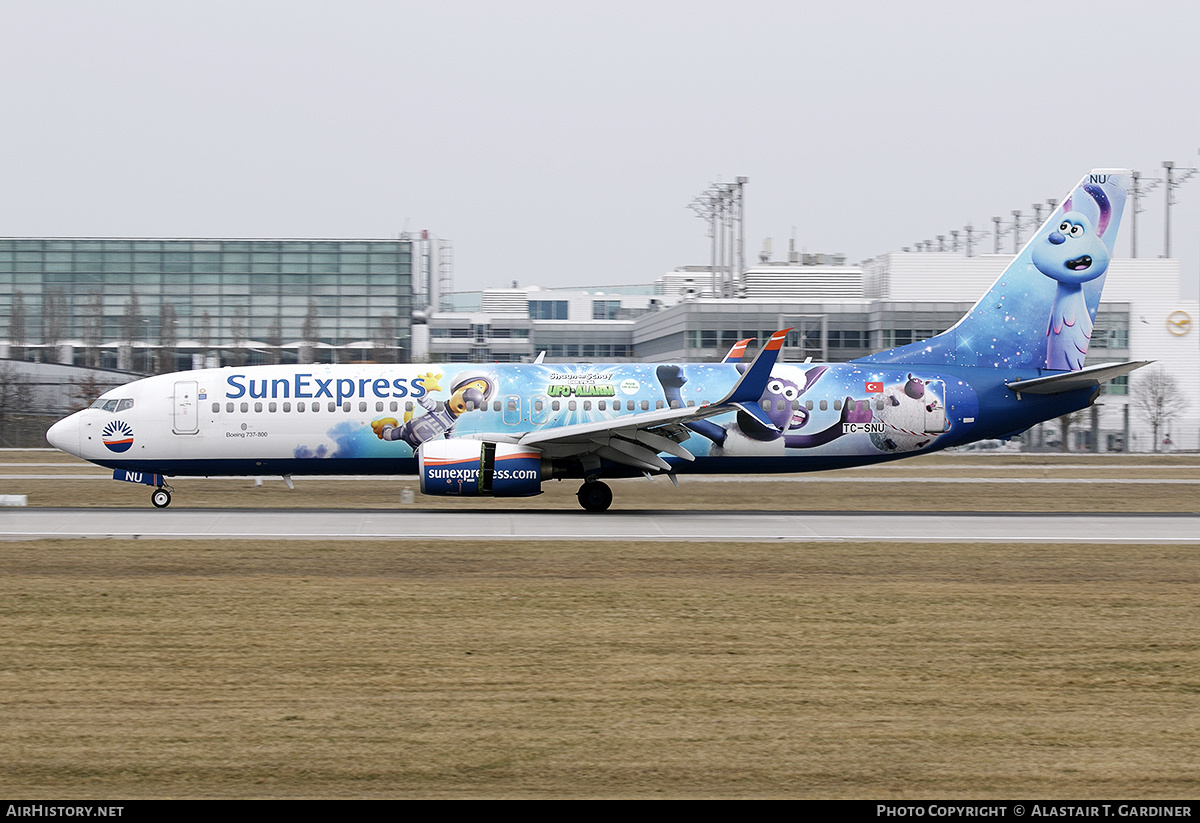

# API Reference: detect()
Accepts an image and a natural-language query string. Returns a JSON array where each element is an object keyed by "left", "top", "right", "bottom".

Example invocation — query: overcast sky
[{"left": 2, "top": 0, "right": 1198, "bottom": 298}]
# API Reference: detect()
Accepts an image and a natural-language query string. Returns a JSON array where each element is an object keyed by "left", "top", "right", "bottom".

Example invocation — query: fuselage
[{"left": 47, "top": 359, "right": 1090, "bottom": 479}]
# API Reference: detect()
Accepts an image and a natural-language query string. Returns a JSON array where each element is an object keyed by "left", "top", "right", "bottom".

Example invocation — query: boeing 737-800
[{"left": 47, "top": 170, "right": 1147, "bottom": 511}]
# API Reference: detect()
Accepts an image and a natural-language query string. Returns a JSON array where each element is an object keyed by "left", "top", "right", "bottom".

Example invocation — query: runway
[{"left": 4, "top": 508, "right": 1199, "bottom": 542}]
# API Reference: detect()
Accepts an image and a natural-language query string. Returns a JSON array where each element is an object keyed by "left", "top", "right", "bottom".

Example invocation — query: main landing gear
[
  {"left": 151, "top": 484, "right": 174, "bottom": 509},
  {"left": 576, "top": 480, "right": 612, "bottom": 513}
]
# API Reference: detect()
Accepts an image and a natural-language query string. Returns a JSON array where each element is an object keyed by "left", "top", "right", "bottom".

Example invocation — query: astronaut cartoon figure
[{"left": 371, "top": 373, "right": 495, "bottom": 450}]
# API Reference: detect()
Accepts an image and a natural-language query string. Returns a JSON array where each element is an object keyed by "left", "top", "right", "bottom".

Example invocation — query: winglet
[
  {"left": 718, "top": 329, "right": 790, "bottom": 405},
  {"left": 720, "top": 338, "right": 753, "bottom": 363}
]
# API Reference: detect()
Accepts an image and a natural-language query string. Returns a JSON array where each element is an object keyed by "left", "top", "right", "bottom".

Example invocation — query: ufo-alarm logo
[{"left": 101, "top": 420, "right": 134, "bottom": 453}]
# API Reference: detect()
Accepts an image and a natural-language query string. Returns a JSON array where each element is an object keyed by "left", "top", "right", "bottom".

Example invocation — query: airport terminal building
[{"left": 0, "top": 236, "right": 444, "bottom": 370}]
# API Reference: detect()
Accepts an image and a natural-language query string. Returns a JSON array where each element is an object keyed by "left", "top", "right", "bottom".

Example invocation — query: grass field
[
  {"left": 2, "top": 451, "right": 1199, "bottom": 797},
  {"left": 3, "top": 538, "right": 1199, "bottom": 798}
]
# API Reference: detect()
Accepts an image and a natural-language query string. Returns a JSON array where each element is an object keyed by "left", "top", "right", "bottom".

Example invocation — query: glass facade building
[{"left": 0, "top": 238, "right": 413, "bottom": 368}]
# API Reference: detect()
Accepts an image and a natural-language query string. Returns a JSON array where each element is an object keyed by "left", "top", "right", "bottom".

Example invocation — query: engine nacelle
[{"left": 418, "top": 440, "right": 545, "bottom": 497}]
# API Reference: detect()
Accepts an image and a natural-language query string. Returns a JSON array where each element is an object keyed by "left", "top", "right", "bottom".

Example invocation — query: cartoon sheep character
[{"left": 868, "top": 374, "right": 946, "bottom": 453}]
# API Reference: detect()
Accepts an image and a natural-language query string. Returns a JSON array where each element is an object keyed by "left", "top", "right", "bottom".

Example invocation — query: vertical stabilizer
[{"left": 857, "top": 170, "right": 1130, "bottom": 371}]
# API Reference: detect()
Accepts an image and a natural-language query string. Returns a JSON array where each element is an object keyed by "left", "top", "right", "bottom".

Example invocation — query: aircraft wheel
[
  {"left": 576, "top": 481, "right": 612, "bottom": 512},
  {"left": 151, "top": 488, "right": 172, "bottom": 509}
]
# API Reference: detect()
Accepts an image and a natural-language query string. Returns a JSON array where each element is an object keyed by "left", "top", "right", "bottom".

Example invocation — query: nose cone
[{"left": 46, "top": 413, "right": 81, "bottom": 456}]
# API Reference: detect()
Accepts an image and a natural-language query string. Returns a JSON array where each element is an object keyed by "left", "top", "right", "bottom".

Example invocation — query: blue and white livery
[{"left": 47, "top": 171, "right": 1147, "bottom": 511}]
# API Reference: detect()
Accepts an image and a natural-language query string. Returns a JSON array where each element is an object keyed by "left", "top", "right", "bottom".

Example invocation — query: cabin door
[
  {"left": 173, "top": 380, "right": 199, "bottom": 435},
  {"left": 924, "top": 380, "right": 947, "bottom": 433},
  {"left": 503, "top": 395, "right": 522, "bottom": 426}
]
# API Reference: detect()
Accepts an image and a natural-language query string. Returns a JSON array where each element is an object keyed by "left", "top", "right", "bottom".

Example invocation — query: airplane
[{"left": 46, "top": 170, "right": 1148, "bottom": 512}]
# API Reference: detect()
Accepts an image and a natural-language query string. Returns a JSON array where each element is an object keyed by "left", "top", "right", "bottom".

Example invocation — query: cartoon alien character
[
  {"left": 1031, "top": 183, "right": 1113, "bottom": 371},
  {"left": 868, "top": 374, "right": 947, "bottom": 453},
  {"left": 655, "top": 364, "right": 871, "bottom": 450},
  {"left": 371, "top": 373, "right": 495, "bottom": 450}
]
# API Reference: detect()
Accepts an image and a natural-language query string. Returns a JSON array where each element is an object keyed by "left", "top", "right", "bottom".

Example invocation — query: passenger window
[
  {"left": 328, "top": 402, "right": 336, "bottom": 412},
  {"left": 641, "top": 400, "right": 650, "bottom": 411},
  {"left": 283, "top": 402, "right": 291, "bottom": 412},
  {"left": 656, "top": 400, "right": 664, "bottom": 409},
  {"left": 686, "top": 400, "right": 694, "bottom": 407},
  {"left": 269, "top": 402, "right": 277, "bottom": 413},
  {"left": 493, "top": 401, "right": 501, "bottom": 412},
  {"left": 569, "top": 401, "right": 577, "bottom": 411},
  {"left": 389, "top": 401, "right": 398, "bottom": 412},
  {"left": 582, "top": 400, "right": 591, "bottom": 411},
  {"left": 240, "top": 402, "right": 249, "bottom": 413},
  {"left": 507, "top": 400, "right": 518, "bottom": 412},
  {"left": 875, "top": 397, "right": 885, "bottom": 411},
  {"left": 405, "top": 401, "right": 414, "bottom": 412},
  {"left": 670, "top": 400, "right": 680, "bottom": 409},
  {"left": 552, "top": 400, "right": 560, "bottom": 411},
  {"left": 212, "top": 403, "right": 220, "bottom": 413},
  {"left": 297, "top": 401, "right": 305, "bottom": 412},
  {"left": 762, "top": 400, "right": 771, "bottom": 411},
  {"left": 597, "top": 400, "right": 605, "bottom": 411},
  {"left": 226, "top": 402, "right": 234, "bottom": 413},
  {"left": 819, "top": 400, "right": 828, "bottom": 411},
  {"left": 805, "top": 401, "right": 814, "bottom": 411},
  {"left": 358, "top": 401, "right": 367, "bottom": 412},
  {"left": 834, "top": 400, "right": 842, "bottom": 411},
  {"left": 534, "top": 400, "right": 544, "bottom": 412},
  {"left": 465, "top": 401, "right": 475, "bottom": 412},
  {"left": 342, "top": 402, "right": 351, "bottom": 412},
  {"left": 376, "top": 402, "right": 384, "bottom": 412},
  {"left": 254, "top": 402, "right": 263, "bottom": 413}
]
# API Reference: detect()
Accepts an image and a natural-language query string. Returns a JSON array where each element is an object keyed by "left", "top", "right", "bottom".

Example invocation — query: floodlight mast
[
  {"left": 1162, "top": 160, "right": 1197, "bottom": 258},
  {"left": 689, "top": 178, "right": 747, "bottom": 298}
]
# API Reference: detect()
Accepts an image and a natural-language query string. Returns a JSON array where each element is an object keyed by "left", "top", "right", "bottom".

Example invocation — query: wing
[{"left": 464, "top": 329, "right": 792, "bottom": 474}]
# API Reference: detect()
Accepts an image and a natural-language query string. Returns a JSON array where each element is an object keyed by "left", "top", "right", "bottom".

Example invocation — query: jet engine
[{"left": 417, "top": 440, "right": 548, "bottom": 497}]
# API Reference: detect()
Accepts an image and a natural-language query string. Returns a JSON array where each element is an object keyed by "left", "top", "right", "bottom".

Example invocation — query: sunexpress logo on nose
[{"left": 102, "top": 420, "right": 135, "bottom": 453}]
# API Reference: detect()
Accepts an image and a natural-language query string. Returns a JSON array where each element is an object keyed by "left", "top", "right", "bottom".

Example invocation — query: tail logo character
[
  {"left": 856, "top": 171, "right": 1129, "bottom": 372},
  {"left": 1032, "top": 183, "right": 1113, "bottom": 370}
]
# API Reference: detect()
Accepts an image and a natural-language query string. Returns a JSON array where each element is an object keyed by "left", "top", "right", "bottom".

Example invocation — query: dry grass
[{"left": 3, "top": 538, "right": 1200, "bottom": 798}]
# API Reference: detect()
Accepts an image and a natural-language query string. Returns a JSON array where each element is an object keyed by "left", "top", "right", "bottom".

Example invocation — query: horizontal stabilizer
[{"left": 1006, "top": 361, "right": 1151, "bottom": 395}]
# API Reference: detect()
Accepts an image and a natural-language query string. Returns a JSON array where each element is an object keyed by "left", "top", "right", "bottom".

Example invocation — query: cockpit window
[{"left": 91, "top": 398, "right": 134, "bottom": 412}]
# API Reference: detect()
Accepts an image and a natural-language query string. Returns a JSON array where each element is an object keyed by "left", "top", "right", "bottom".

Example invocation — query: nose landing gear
[{"left": 151, "top": 485, "right": 173, "bottom": 509}]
